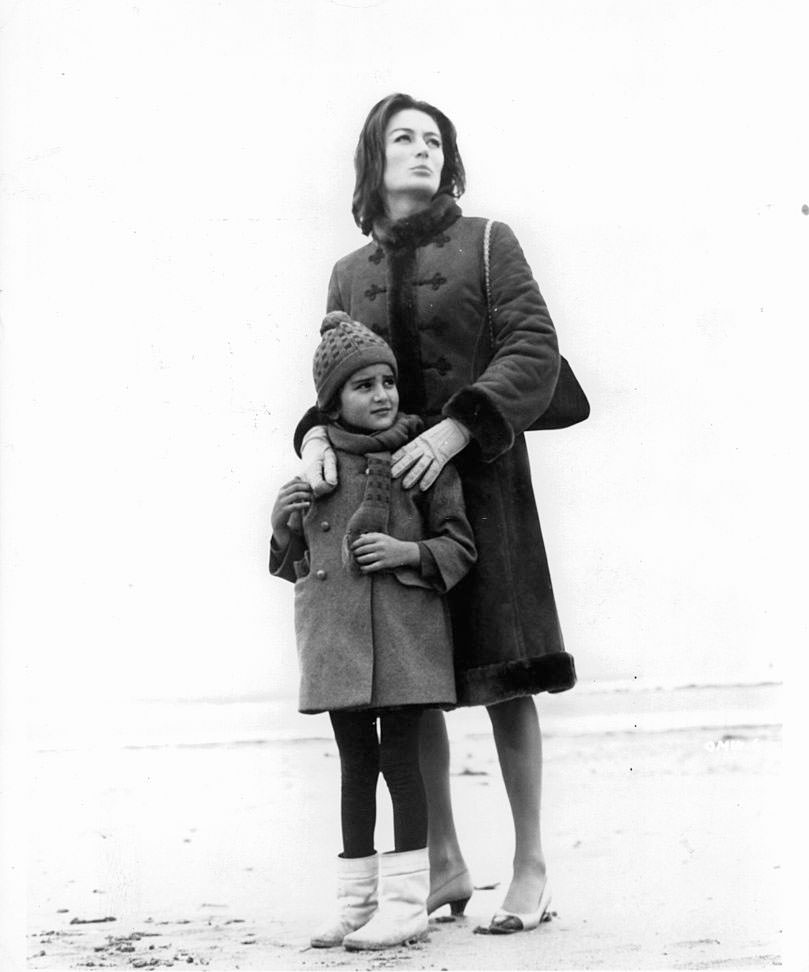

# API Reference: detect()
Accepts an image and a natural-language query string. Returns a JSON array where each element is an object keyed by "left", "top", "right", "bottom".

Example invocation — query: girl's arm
[
  {"left": 351, "top": 534, "right": 421, "bottom": 573},
  {"left": 270, "top": 533, "right": 308, "bottom": 583},
  {"left": 350, "top": 464, "right": 476, "bottom": 592},
  {"left": 413, "top": 462, "right": 477, "bottom": 592},
  {"left": 269, "top": 478, "right": 312, "bottom": 582},
  {"left": 383, "top": 463, "right": 477, "bottom": 594}
]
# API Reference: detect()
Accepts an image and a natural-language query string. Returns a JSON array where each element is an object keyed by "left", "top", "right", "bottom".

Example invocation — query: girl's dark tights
[{"left": 329, "top": 708, "right": 427, "bottom": 859}]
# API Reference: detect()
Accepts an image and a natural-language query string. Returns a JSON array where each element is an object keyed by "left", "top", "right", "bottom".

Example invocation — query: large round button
[
  {"left": 316, "top": 569, "right": 327, "bottom": 581},
  {"left": 320, "top": 521, "right": 330, "bottom": 532}
]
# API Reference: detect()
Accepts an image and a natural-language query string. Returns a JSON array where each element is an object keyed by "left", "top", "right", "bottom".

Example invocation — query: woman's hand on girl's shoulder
[
  {"left": 391, "top": 418, "right": 471, "bottom": 490},
  {"left": 300, "top": 425, "right": 338, "bottom": 496}
]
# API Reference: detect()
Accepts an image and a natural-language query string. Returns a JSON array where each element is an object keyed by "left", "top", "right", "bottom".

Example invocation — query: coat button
[
  {"left": 320, "top": 521, "right": 330, "bottom": 531},
  {"left": 316, "top": 569, "right": 327, "bottom": 580}
]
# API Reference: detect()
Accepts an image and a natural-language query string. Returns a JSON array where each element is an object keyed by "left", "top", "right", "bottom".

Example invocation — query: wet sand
[{"left": 24, "top": 697, "right": 782, "bottom": 970}]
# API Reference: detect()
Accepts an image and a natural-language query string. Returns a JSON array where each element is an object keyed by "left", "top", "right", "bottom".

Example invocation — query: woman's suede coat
[
  {"left": 271, "top": 422, "right": 476, "bottom": 714},
  {"left": 297, "top": 195, "right": 579, "bottom": 706}
]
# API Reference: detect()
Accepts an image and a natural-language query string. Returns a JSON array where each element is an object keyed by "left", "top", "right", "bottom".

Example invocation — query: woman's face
[{"left": 382, "top": 108, "right": 444, "bottom": 207}]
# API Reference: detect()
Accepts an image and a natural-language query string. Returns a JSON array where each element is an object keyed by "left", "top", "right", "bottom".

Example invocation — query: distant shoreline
[
  {"left": 30, "top": 680, "right": 782, "bottom": 754},
  {"left": 130, "top": 675, "right": 784, "bottom": 706}
]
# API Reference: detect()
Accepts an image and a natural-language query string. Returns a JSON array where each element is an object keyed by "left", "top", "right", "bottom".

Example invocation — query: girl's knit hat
[{"left": 313, "top": 311, "right": 398, "bottom": 409}]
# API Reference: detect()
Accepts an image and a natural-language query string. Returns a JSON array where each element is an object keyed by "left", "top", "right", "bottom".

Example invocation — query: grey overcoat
[{"left": 271, "top": 427, "right": 476, "bottom": 714}]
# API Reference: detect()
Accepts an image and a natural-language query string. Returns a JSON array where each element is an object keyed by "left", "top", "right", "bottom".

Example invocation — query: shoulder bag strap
[
  {"left": 483, "top": 219, "right": 494, "bottom": 350},
  {"left": 483, "top": 218, "right": 494, "bottom": 349}
]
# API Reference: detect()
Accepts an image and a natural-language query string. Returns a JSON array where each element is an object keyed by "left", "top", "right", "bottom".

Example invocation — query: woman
[{"left": 297, "top": 92, "right": 579, "bottom": 934}]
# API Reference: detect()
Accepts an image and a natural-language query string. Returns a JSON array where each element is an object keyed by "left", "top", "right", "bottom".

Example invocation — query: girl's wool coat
[
  {"left": 271, "top": 423, "right": 477, "bottom": 714},
  {"left": 297, "top": 195, "right": 579, "bottom": 706}
]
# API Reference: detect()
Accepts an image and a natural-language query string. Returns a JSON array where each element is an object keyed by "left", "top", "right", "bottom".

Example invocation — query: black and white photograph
[{"left": 1, "top": 1, "right": 805, "bottom": 969}]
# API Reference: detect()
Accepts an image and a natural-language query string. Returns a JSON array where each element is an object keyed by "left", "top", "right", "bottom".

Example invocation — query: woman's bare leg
[
  {"left": 418, "top": 709, "right": 472, "bottom": 905},
  {"left": 486, "top": 695, "right": 547, "bottom": 914}
]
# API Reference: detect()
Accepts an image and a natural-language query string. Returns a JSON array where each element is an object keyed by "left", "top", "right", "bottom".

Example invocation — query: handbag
[{"left": 484, "top": 220, "right": 590, "bottom": 430}]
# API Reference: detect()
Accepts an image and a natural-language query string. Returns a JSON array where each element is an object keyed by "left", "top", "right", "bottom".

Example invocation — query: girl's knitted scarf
[
  {"left": 326, "top": 413, "right": 422, "bottom": 573},
  {"left": 326, "top": 413, "right": 422, "bottom": 456}
]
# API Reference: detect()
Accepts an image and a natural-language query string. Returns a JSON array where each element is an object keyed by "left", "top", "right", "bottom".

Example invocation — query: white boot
[
  {"left": 343, "top": 848, "right": 429, "bottom": 951},
  {"left": 310, "top": 853, "right": 378, "bottom": 948}
]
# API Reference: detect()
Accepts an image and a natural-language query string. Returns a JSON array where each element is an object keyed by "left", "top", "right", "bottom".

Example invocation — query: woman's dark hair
[{"left": 352, "top": 93, "right": 466, "bottom": 235}]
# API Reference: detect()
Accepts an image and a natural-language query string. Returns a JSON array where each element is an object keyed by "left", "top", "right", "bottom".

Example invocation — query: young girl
[{"left": 270, "top": 311, "right": 476, "bottom": 951}]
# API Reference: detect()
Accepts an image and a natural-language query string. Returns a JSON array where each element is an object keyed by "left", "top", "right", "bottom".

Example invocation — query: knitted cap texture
[{"left": 313, "top": 311, "right": 397, "bottom": 409}]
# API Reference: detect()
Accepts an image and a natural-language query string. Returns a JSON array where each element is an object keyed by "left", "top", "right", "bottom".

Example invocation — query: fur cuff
[
  {"left": 443, "top": 386, "right": 514, "bottom": 462},
  {"left": 456, "top": 652, "right": 577, "bottom": 707}
]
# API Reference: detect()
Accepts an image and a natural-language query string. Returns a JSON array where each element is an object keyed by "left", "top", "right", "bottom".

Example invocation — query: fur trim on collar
[{"left": 372, "top": 194, "right": 462, "bottom": 250}]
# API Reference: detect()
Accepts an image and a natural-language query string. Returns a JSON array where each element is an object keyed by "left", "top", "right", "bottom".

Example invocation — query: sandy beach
[{"left": 24, "top": 682, "right": 782, "bottom": 971}]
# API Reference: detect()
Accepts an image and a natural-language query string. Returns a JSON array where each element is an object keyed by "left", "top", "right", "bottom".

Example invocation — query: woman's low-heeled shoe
[
  {"left": 426, "top": 868, "right": 473, "bottom": 916},
  {"left": 488, "top": 880, "right": 552, "bottom": 934}
]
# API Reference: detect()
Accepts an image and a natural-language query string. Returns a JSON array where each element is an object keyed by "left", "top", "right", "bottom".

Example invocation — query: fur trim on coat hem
[
  {"left": 456, "top": 652, "right": 577, "bottom": 706},
  {"left": 444, "top": 385, "right": 514, "bottom": 462}
]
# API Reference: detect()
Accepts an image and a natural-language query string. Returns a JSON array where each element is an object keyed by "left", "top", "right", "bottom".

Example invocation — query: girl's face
[
  {"left": 338, "top": 363, "right": 399, "bottom": 432},
  {"left": 382, "top": 108, "right": 444, "bottom": 206}
]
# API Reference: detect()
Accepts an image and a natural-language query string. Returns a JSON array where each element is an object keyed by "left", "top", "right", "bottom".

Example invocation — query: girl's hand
[
  {"left": 271, "top": 478, "right": 313, "bottom": 544},
  {"left": 301, "top": 426, "right": 338, "bottom": 497},
  {"left": 391, "top": 418, "right": 471, "bottom": 490},
  {"left": 351, "top": 533, "right": 420, "bottom": 573}
]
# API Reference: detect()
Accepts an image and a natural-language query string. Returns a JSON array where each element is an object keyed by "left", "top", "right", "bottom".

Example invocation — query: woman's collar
[{"left": 372, "top": 193, "right": 462, "bottom": 249}]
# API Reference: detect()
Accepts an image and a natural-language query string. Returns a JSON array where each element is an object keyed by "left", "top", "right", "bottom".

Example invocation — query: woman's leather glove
[
  {"left": 391, "top": 418, "right": 471, "bottom": 490},
  {"left": 300, "top": 426, "right": 338, "bottom": 496}
]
